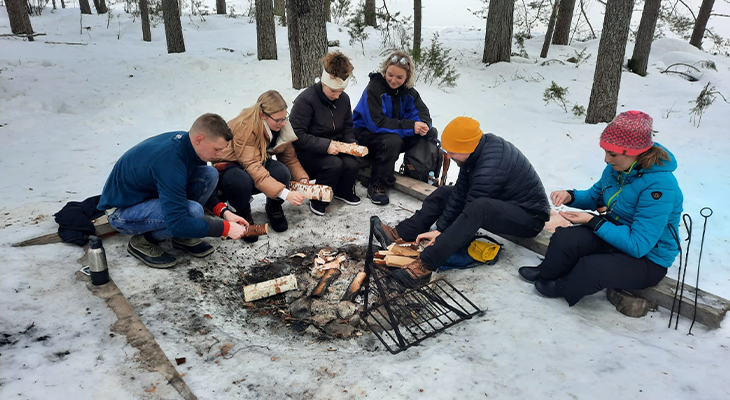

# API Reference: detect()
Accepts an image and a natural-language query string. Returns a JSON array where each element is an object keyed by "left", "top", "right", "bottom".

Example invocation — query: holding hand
[
  {"left": 224, "top": 211, "right": 249, "bottom": 227},
  {"left": 550, "top": 190, "right": 572, "bottom": 207},
  {"left": 414, "top": 121, "right": 429, "bottom": 136},
  {"left": 327, "top": 142, "right": 340, "bottom": 155},
  {"left": 287, "top": 191, "right": 306, "bottom": 206},
  {"left": 226, "top": 221, "right": 247, "bottom": 240},
  {"left": 416, "top": 230, "right": 441, "bottom": 247},
  {"left": 558, "top": 211, "right": 594, "bottom": 225}
]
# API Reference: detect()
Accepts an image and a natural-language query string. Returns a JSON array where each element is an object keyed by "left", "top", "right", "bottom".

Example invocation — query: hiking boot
[
  {"left": 535, "top": 279, "right": 561, "bottom": 298},
  {"left": 265, "top": 198, "right": 288, "bottom": 232},
  {"left": 334, "top": 188, "right": 361, "bottom": 205},
  {"left": 390, "top": 258, "right": 433, "bottom": 288},
  {"left": 239, "top": 206, "right": 258, "bottom": 243},
  {"left": 309, "top": 200, "right": 327, "bottom": 216},
  {"left": 372, "top": 216, "right": 399, "bottom": 249},
  {"left": 367, "top": 183, "right": 389, "bottom": 205},
  {"left": 518, "top": 266, "right": 541, "bottom": 283},
  {"left": 172, "top": 237, "right": 214, "bottom": 258},
  {"left": 127, "top": 234, "right": 177, "bottom": 269}
]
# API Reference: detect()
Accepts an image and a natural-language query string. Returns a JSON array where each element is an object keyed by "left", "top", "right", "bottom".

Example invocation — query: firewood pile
[{"left": 373, "top": 240, "right": 422, "bottom": 267}]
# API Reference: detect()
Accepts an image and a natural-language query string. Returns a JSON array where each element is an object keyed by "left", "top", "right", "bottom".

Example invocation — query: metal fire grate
[{"left": 360, "top": 217, "right": 484, "bottom": 354}]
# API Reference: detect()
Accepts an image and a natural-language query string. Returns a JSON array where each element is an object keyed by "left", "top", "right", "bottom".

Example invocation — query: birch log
[
  {"left": 289, "top": 181, "right": 334, "bottom": 201},
  {"left": 244, "top": 274, "right": 298, "bottom": 302},
  {"left": 242, "top": 223, "right": 269, "bottom": 238},
  {"left": 331, "top": 141, "right": 369, "bottom": 157}
]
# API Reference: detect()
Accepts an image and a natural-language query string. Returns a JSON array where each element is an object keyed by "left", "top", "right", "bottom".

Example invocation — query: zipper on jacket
[{"left": 329, "top": 108, "right": 336, "bottom": 132}]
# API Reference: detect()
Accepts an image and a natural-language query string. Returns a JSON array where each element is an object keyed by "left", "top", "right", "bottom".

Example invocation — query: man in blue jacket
[
  {"left": 98, "top": 113, "right": 249, "bottom": 268},
  {"left": 373, "top": 116, "right": 550, "bottom": 285}
]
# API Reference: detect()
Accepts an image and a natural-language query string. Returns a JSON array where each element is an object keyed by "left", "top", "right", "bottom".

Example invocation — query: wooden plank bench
[
  {"left": 13, "top": 215, "right": 116, "bottom": 247},
  {"left": 359, "top": 169, "right": 730, "bottom": 329}
]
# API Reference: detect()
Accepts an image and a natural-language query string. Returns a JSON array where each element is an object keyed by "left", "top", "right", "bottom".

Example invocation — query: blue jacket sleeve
[
  {"left": 153, "top": 161, "right": 210, "bottom": 238},
  {"left": 571, "top": 166, "right": 612, "bottom": 210},
  {"left": 593, "top": 181, "right": 676, "bottom": 258}
]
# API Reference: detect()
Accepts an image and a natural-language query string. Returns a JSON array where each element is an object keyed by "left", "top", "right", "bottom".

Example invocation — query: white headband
[{"left": 320, "top": 70, "right": 350, "bottom": 90}]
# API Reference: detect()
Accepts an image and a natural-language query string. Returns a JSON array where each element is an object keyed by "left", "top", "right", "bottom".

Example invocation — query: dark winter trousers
[
  {"left": 296, "top": 151, "right": 359, "bottom": 202},
  {"left": 356, "top": 128, "right": 437, "bottom": 186},
  {"left": 395, "top": 186, "right": 545, "bottom": 270},
  {"left": 217, "top": 160, "right": 290, "bottom": 213},
  {"left": 538, "top": 225, "right": 668, "bottom": 306}
]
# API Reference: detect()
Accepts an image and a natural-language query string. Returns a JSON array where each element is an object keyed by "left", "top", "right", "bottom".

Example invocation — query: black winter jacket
[
  {"left": 437, "top": 134, "right": 550, "bottom": 231},
  {"left": 290, "top": 82, "right": 356, "bottom": 155}
]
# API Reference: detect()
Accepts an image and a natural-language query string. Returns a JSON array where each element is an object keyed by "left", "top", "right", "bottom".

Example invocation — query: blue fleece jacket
[
  {"left": 98, "top": 131, "right": 223, "bottom": 238},
  {"left": 570, "top": 144, "right": 683, "bottom": 267}
]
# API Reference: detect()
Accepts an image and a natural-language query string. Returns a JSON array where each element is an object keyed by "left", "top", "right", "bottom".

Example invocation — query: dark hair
[
  {"left": 190, "top": 113, "right": 233, "bottom": 141},
  {"left": 322, "top": 51, "right": 354, "bottom": 80},
  {"left": 637, "top": 145, "right": 670, "bottom": 169}
]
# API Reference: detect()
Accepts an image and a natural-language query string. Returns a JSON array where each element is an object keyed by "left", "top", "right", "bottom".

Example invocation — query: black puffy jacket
[
  {"left": 437, "top": 134, "right": 550, "bottom": 231},
  {"left": 290, "top": 82, "right": 356, "bottom": 155}
]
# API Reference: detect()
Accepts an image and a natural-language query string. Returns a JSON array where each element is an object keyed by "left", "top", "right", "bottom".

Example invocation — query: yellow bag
[{"left": 468, "top": 239, "right": 502, "bottom": 264}]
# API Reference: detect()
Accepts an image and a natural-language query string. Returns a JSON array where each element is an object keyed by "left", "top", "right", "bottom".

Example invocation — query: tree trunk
[
  {"left": 552, "top": 0, "right": 576, "bottom": 45},
  {"left": 540, "top": 0, "right": 560, "bottom": 58},
  {"left": 216, "top": 0, "right": 226, "bottom": 14},
  {"left": 287, "top": 0, "right": 327, "bottom": 89},
  {"left": 6, "top": 0, "right": 34, "bottom": 35},
  {"left": 482, "top": 0, "right": 514, "bottom": 65},
  {"left": 325, "top": 0, "right": 331, "bottom": 22},
  {"left": 52, "top": 0, "right": 57, "bottom": 10},
  {"left": 364, "top": 0, "right": 376, "bottom": 27},
  {"left": 61, "top": 0, "right": 66, "bottom": 8},
  {"left": 413, "top": 0, "right": 422, "bottom": 61},
  {"left": 585, "top": 0, "right": 634, "bottom": 124},
  {"left": 140, "top": 0, "right": 152, "bottom": 42},
  {"left": 627, "top": 0, "right": 660, "bottom": 76},
  {"left": 274, "top": 0, "right": 285, "bottom": 16},
  {"left": 256, "top": 0, "right": 278, "bottom": 60},
  {"left": 689, "top": 0, "right": 715, "bottom": 49},
  {"left": 93, "top": 0, "right": 108, "bottom": 14},
  {"left": 162, "top": 0, "right": 186, "bottom": 53},
  {"left": 79, "top": 0, "right": 93, "bottom": 14}
]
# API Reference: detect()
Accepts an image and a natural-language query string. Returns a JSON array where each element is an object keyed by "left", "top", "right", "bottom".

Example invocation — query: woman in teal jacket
[{"left": 519, "top": 110, "right": 683, "bottom": 306}]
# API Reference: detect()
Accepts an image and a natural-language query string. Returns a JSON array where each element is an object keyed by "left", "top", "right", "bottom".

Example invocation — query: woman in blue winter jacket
[{"left": 519, "top": 110, "right": 683, "bottom": 306}]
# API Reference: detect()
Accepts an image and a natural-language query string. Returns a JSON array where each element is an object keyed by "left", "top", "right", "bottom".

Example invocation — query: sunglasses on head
[
  {"left": 389, "top": 55, "right": 409, "bottom": 66},
  {"left": 264, "top": 111, "right": 289, "bottom": 124}
]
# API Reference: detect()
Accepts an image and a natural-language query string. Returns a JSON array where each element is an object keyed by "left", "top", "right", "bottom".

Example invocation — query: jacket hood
[
  {"left": 314, "top": 82, "right": 336, "bottom": 108},
  {"left": 642, "top": 143, "right": 677, "bottom": 173}
]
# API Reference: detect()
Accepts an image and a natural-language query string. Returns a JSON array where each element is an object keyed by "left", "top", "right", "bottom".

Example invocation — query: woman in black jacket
[{"left": 290, "top": 51, "right": 361, "bottom": 216}]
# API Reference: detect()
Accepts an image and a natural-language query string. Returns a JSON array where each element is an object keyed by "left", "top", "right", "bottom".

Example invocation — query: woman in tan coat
[{"left": 215, "top": 90, "right": 308, "bottom": 241}]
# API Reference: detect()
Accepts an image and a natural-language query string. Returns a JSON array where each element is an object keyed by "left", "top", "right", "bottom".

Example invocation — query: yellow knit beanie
[{"left": 441, "top": 116, "right": 483, "bottom": 153}]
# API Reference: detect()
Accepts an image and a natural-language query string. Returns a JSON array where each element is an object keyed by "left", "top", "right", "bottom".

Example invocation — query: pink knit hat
[{"left": 599, "top": 111, "right": 654, "bottom": 156}]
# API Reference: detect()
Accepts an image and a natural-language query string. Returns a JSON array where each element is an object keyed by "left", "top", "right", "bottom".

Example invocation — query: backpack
[
  {"left": 437, "top": 234, "right": 504, "bottom": 272},
  {"left": 399, "top": 136, "right": 444, "bottom": 186}
]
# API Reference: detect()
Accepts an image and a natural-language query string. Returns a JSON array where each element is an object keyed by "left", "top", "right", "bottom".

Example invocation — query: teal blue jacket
[{"left": 570, "top": 144, "right": 683, "bottom": 267}]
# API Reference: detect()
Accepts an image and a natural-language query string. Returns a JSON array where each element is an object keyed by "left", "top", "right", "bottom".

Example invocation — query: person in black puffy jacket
[
  {"left": 290, "top": 52, "right": 361, "bottom": 216},
  {"left": 374, "top": 116, "right": 550, "bottom": 285}
]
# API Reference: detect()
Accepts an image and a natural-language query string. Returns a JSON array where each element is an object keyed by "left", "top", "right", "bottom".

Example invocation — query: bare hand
[
  {"left": 327, "top": 142, "right": 339, "bottom": 155},
  {"left": 224, "top": 211, "right": 249, "bottom": 227},
  {"left": 416, "top": 230, "right": 441, "bottom": 247},
  {"left": 550, "top": 190, "right": 571, "bottom": 207},
  {"left": 414, "top": 121, "right": 429, "bottom": 136},
  {"left": 558, "top": 211, "right": 594, "bottom": 225},
  {"left": 226, "top": 222, "right": 247, "bottom": 240},
  {"left": 287, "top": 191, "right": 305, "bottom": 206}
]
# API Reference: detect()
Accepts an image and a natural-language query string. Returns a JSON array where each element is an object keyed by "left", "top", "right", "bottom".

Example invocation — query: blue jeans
[{"left": 108, "top": 165, "right": 218, "bottom": 241}]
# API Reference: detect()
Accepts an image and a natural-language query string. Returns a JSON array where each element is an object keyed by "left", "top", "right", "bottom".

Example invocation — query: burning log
[
  {"left": 310, "top": 268, "right": 342, "bottom": 298},
  {"left": 243, "top": 274, "right": 298, "bottom": 302},
  {"left": 290, "top": 181, "right": 333, "bottom": 202},
  {"left": 331, "top": 141, "right": 369, "bottom": 157},
  {"left": 341, "top": 271, "right": 367, "bottom": 302},
  {"left": 242, "top": 223, "right": 268, "bottom": 238}
]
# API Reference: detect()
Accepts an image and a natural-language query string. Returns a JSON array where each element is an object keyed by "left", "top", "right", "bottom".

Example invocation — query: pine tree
[
  {"left": 162, "top": 0, "right": 186, "bottom": 53},
  {"left": 216, "top": 0, "right": 226, "bottom": 15},
  {"left": 413, "top": 0, "right": 422, "bottom": 61},
  {"left": 140, "top": 0, "right": 152, "bottom": 42},
  {"left": 628, "top": 0, "right": 661, "bottom": 76},
  {"left": 689, "top": 0, "right": 715, "bottom": 49},
  {"left": 79, "top": 0, "right": 93, "bottom": 14},
  {"left": 256, "top": 0, "right": 278, "bottom": 60},
  {"left": 364, "top": 0, "right": 376, "bottom": 27},
  {"left": 482, "top": 0, "right": 514, "bottom": 65},
  {"left": 6, "top": 0, "right": 34, "bottom": 35},
  {"left": 552, "top": 0, "right": 575, "bottom": 45},
  {"left": 287, "top": 0, "right": 327, "bottom": 89}
]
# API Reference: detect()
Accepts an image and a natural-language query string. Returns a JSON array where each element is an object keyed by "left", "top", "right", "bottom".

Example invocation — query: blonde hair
[
  {"left": 637, "top": 145, "right": 671, "bottom": 169},
  {"left": 322, "top": 51, "right": 354, "bottom": 80},
  {"left": 380, "top": 50, "right": 416, "bottom": 88},
  {"left": 228, "top": 90, "right": 288, "bottom": 160}
]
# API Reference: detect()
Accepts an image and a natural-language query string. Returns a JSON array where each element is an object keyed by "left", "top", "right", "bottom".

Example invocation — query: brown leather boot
[{"left": 391, "top": 257, "right": 433, "bottom": 288}]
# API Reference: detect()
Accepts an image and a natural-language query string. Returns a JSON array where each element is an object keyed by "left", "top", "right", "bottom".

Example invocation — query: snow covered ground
[{"left": 1, "top": 1, "right": 729, "bottom": 399}]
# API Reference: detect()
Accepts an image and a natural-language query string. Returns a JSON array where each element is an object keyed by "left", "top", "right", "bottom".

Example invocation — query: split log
[
  {"left": 310, "top": 268, "right": 341, "bottom": 298},
  {"left": 341, "top": 271, "right": 367, "bottom": 302},
  {"left": 243, "top": 274, "right": 298, "bottom": 302},
  {"left": 387, "top": 243, "right": 420, "bottom": 257},
  {"left": 242, "top": 223, "right": 268, "bottom": 238},
  {"left": 290, "top": 181, "right": 333, "bottom": 202},
  {"left": 312, "top": 260, "right": 341, "bottom": 279},
  {"left": 384, "top": 255, "right": 417, "bottom": 268},
  {"left": 12, "top": 214, "right": 116, "bottom": 247},
  {"left": 331, "top": 141, "right": 368, "bottom": 157}
]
